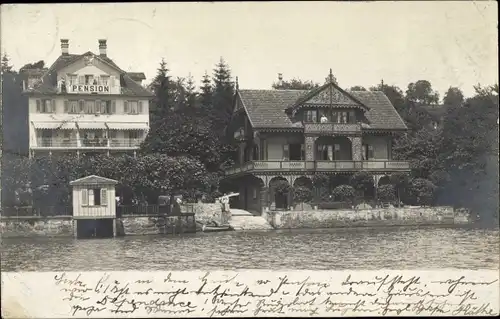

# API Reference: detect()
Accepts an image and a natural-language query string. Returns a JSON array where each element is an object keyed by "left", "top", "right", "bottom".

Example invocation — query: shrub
[
  {"left": 332, "top": 184, "right": 355, "bottom": 203},
  {"left": 292, "top": 186, "right": 313, "bottom": 203},
  {"left": 378, "top": 184, "right": 396, "bottom": 202},
  {"left": 274, "top": 180, "right": 292, "bottom": 196}
]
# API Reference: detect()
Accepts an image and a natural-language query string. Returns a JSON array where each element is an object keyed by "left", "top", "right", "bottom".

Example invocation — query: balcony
[
  {"left": 304, "top": 123, "right": 361, "bottom": 134},
  {"left": 33, "top": 138, "right": 142, "bottom": 149},
  {"left": 225, "top": 160, "right": 410, "bottom": 176}
]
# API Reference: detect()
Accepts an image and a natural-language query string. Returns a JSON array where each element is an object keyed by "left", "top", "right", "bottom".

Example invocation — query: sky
[{"left": 1, "top": 2, "right": 498, "bottom": 99}]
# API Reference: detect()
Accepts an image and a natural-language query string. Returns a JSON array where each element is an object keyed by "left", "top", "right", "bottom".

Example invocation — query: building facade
[
  {"left": 224, "top": 71, "right": 411, "bottom": 214},
  {"left": 24, "top": 39, "right": 153, "bottom": 158}
]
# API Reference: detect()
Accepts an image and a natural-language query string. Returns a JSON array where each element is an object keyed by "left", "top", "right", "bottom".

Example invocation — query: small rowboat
[{"left": 201, "top": 224, "right": 233, "bottom": 232}]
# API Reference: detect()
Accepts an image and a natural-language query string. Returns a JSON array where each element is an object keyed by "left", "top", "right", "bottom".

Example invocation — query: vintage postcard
[{"left": 1, "top": 1, "right": 498, "bottom": 317}]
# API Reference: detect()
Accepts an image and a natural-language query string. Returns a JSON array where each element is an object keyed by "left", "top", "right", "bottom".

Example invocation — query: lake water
[{"left": 1, "top": 226, "right": 499, "bottom": 271}]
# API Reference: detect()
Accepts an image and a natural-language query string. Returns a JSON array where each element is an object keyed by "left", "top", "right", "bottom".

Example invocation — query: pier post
[
  {"left": 73, "top": 220, "right": 78, "bottom": 239},
  {"left": 113, "top": 218, "right": 117, "bottom": 237}
]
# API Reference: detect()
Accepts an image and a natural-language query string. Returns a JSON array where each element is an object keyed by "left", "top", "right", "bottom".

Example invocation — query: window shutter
[
  {"left": 138, "top": 101, "right": 143, "bottom": 114},
  {"left": 78, "top": 75, "right": 84, "bottom": 85},
  {"left": 79, "top": 100, "right": 84, "bottom": 113},
  {"left": 124, "top": 101, "right": 129, "bottom": 113},
  {"left": 111, "top": 101, "right": 116, "bottom": 114},
  {"left": 64, "top": 100, "right": 69, "bottom": 113},
  {"left": 81, "top": 189, "right": 88, "bottom": 206},
  {"left": 300, "top": 144, "right": 305, "bottom": 160},
  {"left": 328, "top": 145, "right": 334, "bottom": 161},
  {"left": 100, "top": 189, "right": 108, "bottom": 206},
  {"left": 36, "top": 100, "right": 41, "bottom": 112}
]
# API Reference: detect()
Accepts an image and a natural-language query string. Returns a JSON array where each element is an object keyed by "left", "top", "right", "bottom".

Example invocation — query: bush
[
  {"left": 331, "top": 184, "right": 355, "bottom": 203},
  {"left": 349, "top": 172, "right": 374, "bottom": 197},
  {"left": 274, "top": 180, "right": 292, "bottom": 196},
  {"left": 378, "top": 184, "right": 396, "bottom": 202},
  {"left": 407, "top": 178, "right": 437, "bottom": 206},
  {"left": 292, "top": 186, "right": 313, "bottom": 203}
]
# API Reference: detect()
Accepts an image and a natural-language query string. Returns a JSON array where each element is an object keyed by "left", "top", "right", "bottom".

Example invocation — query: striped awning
[
  {"left": 76, "top": 122, "right": 107, "bottom": 130},
  {"left": 106, "top": 122, "right": 149, "bottom": 130},
  {"left": 32, "top": 122, "right": 76, "bottom": 130}
]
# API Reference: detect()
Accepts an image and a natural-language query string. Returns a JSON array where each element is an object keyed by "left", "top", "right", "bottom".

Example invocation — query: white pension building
[{"left": 24, "top": 39, "right": 153, "bottom": 157}]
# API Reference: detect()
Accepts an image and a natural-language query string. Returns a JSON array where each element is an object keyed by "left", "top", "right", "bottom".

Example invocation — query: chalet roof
[
  {"left": 238, "top": 89, "right": 407, "bottom": 130},
  {"left": 27, "top": 52, "right": 153, "bottom": 97},
  {"left": 127, "top": 72, "right": 146, "bottom": 81},
  {"left": 69, "top": 175, "right": 118, "bottom": 186}
]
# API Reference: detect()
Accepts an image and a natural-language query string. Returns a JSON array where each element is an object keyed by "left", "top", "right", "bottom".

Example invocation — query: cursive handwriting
[{"left": 46, "top": 270, "right": 498, "bottom": 317}]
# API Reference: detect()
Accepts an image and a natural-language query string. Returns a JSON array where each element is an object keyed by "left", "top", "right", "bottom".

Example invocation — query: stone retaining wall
[
  {"left": 266, "top": 206, "right": 471, "bottom": 229},
  {"left": 0, "top": 218, "right": 74, "bottom": 238},
  {"left": 118, "top": 215, "right": 196, "bottom": 236}
]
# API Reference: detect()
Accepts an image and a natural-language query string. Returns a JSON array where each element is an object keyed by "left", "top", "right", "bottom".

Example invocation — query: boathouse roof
[{"left": 70, "top": 175, "right": 119, "bottom": 186}]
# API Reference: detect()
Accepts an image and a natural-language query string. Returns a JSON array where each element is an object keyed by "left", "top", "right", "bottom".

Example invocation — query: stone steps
[{"left": 229, "top": 215, "right": 274, "bottom": 231}]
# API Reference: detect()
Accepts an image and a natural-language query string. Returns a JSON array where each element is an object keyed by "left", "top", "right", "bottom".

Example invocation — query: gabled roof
[
  {"left": 127, "top": 72, "right": 146, "bottom": 81},
  {"left": 26, "top": 52, "right": 153, "bottom": 97},
  {"left": 288, "top": 81, "right": 369, "bottom": 112},
  {"left": 237, "top": 88, "right": 407, "bottom": 131},
  {"left": 70, "top": 175, "right": 118, "bottom": 186}
]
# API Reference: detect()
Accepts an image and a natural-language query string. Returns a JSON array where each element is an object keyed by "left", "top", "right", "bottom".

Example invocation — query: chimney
[
  {"left": 98, "top": 39, "right": 107, "bottom": 56},
  {"left": 278, "top": 73, "right": 283, "bottom": 82},
  {"left": 60, "top": 39, "right": 69, "bottom": 55}
]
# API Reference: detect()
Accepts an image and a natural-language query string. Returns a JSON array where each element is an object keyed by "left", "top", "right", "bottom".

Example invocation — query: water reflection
[{"left": 1, "top": 226, "right": 498, "bottom": 271}]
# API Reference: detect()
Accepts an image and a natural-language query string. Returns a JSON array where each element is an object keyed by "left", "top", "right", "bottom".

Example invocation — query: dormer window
[
  {"left": 99, "top": 75, "right": 109, "bottom": 86},
  {"left": 85, "top": 75, "right": 93, "bottom": 85}
]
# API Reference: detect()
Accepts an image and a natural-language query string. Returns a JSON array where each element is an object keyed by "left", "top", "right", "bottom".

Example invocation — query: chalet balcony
[
  {"left": 304, "top": 123, "right": 362, "bottom": 134},
  {"left": 33, "top": 138, "right": 142, "bottom": 149},
  {"left": 225, "top": 160, "right": 410, "bottom": 176}
]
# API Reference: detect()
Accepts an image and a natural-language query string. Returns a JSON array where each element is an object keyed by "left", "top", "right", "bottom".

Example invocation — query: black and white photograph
[{"left": 1, "top": 1, "right": 498, "bottom": 317}]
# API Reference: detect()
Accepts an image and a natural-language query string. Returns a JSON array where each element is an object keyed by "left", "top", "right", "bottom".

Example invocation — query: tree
[
  {"left": 200, "top": 71, "right": 213, "bottom": 110},
  {"left": 389, "top": 172, "right": 410, "bottom": 205},
  {"left": 140, "top": 106, "right": 231, "bottom": 172},
  {"left": 407, "top": 178, "right": 437, "bottom": 206},
  {"left": 350, "top": 86, "right": 367, "bottom": 91},
  {"left": 272, "top": 78, "right": 319, "bottom": 90},
  {"left": 185, "top": 73, "right": 197, "bottom": 108},
  {"left": 349, "top": 172, "right": 374, "bottom": 198},
  {"left": 443, "top": 87, "right": 464, "bottom": 107},
  {"left": 331, "top": 185, "right": 355, "bottom": 204},
  {"left": 1, "top": 53, "right": 13, "bottom": 74},
  {"left": 405, "top": 80, "right": 440, "bottom": 106},
  {"left": 392, "top": 126, "right": 443, "bottom": 179},
  {"left": 149, "top": 59, "right": 175, "bottom": 120},
  {"left": 212, "top": 57, "right": 234, "bottom": 133}
]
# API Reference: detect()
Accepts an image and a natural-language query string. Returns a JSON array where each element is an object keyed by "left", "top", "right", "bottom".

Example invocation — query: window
[
  {"left": 85, "top": 100, "right": 95, "bottom": 114},
  {"left": 331, "top": 111, "right": 339, "bottom": 123},
  {"left": 85, "top": 75, "right": 94, "bottom": 85},
  {"left": 81, "top": 188, "right": 107, "bottom": 206},
  {"left": 64, "top": 100, "right": 79, "bottom": 113},
  {"left": 109, "top": 130, "right": 117, "bottom": 139},
  {"left": 339, "top": 112, "right": 348, "bottom": 124},
  {"left": 67, "top": 74, "right": 78, "bottom": 86},
  {"left": 99, "top": 75, "right": 110, "bottom": 86},
  {"left": 333, "top": 144, "right": 341, "bottom": 160},
  {"left": 128, "top": 131, "right": 139, "bottom": 139},
  {"left": 283, "top": 144, "right": 289, "bottom": 160},
  {"left": 363, "top": 144, "right": 374, "bottom": 160},
  {"left": 36, "top": 99, "right": 55, "bottom": 113},
  {"left": 348, "top": 111, "right": 356, "bottom": 123},
  {"left": 305, "top": 110, "right": 318, "bottom": 123}
]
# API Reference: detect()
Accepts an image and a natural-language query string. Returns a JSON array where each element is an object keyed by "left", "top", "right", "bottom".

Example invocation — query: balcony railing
[
  {"left": 225, "top": 160, "right": 410, "bottom": 175},
  {"left": 34, "top": 138, "right": 142, "bottom": 149},
  {"left": 304, "top": 123, "right": 362, "bottom": 134}
]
